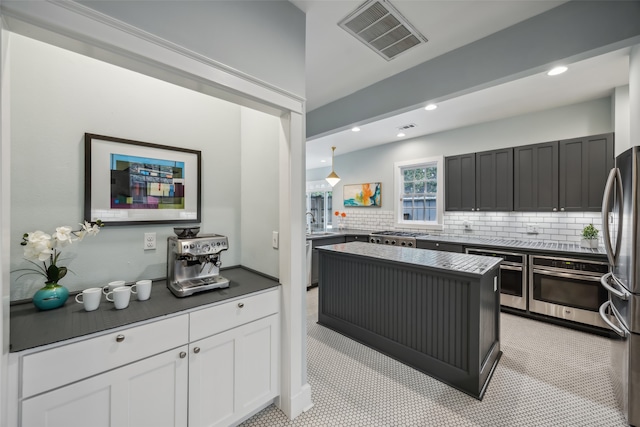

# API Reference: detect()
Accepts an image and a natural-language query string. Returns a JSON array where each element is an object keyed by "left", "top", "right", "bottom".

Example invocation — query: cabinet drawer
[
  {"left": 417, "top": 241, "right": 464, "bottom": 253},
  {"left": 190, "top": 289, "right": 279, "bottom": 342},
  {"left": 21, "top": 314, "right": 189, "bottom": 399}
]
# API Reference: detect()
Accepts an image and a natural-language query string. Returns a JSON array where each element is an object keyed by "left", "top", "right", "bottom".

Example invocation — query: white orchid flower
[
  {"left": 53, "top": 226, "right": 75, "bottom": 247},
  {"left": 81, "top": 221, "right": 101, "bottom": 237},
  {"left": 23, "top": 231, "right": 53, "bottom": 261}
]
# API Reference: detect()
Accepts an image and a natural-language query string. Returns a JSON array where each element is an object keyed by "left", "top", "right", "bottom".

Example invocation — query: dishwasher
[{"left": 466, "top": 248, "right": 527, "bottom": 310}]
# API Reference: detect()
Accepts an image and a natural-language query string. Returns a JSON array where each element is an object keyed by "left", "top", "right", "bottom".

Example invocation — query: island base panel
[{"left": 318, "top": 251, "right": 501, "bottom": 399}]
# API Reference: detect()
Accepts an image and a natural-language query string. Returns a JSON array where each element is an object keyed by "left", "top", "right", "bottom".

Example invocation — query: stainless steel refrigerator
[{"left": 601, "top": 146, "right": 640, "bottom": 427}]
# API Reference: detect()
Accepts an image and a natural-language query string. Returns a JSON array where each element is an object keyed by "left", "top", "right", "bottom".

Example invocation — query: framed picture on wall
[
  {"left": 343, "top": 182, "right": 381, "bottom": 207},
  {"left": 84, "top": 133, "right": 201, "bottom": 225}
]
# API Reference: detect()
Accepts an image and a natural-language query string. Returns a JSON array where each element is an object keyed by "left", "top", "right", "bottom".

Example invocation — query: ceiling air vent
[
  {"left": 339, "top": 0, "right": 427, "bottom": 61},
  {"left": 398, "top": 123, "right": 417, "bottom": 131}
]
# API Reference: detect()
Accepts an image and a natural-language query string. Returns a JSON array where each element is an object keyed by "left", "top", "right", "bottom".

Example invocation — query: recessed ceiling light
[
  {"left": 547, "top": 66, "right": 568, "bottom": 76},
  {"left": 425, "top": 104, "right": 437, "bottom": 111},
  {"left": 320, "top": 159, "right": 326, "bottom": 163},
  {"left": 397, "top": 132, "right": 405, "bottom": 138},
  {"left": 351, "top": 126, "right": 361, "bottom": 132}
]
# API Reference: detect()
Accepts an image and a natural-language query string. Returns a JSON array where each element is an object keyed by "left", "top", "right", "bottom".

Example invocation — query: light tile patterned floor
[{"left": 241, "top": 287, "right": 626, "bottom": 426}]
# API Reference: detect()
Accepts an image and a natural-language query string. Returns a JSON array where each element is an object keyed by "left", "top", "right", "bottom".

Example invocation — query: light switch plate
[
  {"left": 272, "top": 231, "right": 279, "bottom": 249},
  {"left": 144, "top": 232, "right": 156, "bottom": 250}
]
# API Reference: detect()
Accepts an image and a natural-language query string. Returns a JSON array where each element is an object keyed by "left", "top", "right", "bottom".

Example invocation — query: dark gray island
[{"left": 317, "top": 241, "right": 502, "bottom": 399}]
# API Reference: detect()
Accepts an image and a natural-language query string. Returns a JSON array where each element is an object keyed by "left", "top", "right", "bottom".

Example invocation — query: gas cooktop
[{"left": 368, "top": 231, "right": 429, "bottom": 247}]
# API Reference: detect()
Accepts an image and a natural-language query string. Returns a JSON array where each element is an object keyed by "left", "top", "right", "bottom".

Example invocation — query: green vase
[{"left": 32, "top": 282, "right": 69, "bottom": 311}]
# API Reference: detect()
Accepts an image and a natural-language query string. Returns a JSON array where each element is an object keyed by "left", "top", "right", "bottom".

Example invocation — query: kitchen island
[{"left": 317, "top": 241, "right": 502, "bottom": 399}]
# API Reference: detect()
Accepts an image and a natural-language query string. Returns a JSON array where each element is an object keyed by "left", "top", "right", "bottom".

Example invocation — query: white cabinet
[
  {"left": 21, "top": 346, "right": 189, "bottom": 427},
  {"left": 188, "top": 314, "right": 279, "bottom": 427},
  {"left": 12, "top": 288, "right": 280, "bottom": 427}
]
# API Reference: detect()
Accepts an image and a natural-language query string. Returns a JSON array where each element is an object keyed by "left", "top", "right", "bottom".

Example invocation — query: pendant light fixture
[{"left": 325, "top": 146, "right": 341, "bottom": 187}]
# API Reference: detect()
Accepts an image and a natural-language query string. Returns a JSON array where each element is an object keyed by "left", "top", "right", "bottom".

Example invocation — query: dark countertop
[
  {"left": 416, "top": 234, "right": 607, "bottom": 257},
  {"left": 10, "top": 267, "right": 280, "bottom": 353},
  {"left": 317, "top": 241, "right": 501, "bottom": 278}
]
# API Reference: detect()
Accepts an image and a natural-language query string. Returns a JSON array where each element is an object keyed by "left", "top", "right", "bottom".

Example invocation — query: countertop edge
[{"left": 10, "top": 267, "right": 280, "bottom": 353}]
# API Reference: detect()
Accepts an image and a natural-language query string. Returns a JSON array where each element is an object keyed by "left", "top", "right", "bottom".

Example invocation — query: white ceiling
[{"left": 293, "top": 0, "right": 631, "bottom": 170}]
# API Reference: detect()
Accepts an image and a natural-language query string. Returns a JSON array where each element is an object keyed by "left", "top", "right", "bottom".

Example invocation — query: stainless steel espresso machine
[{"left": 167, "top": 229, "right": 230, "bottom": 297}]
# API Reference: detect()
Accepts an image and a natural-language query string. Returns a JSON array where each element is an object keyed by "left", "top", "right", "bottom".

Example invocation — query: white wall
[
  {"left": 240, "top": 108, "right": 280, "bottom": 277},
  {"left": 614, "top": 86, "right": 631, "bottom": 156},
  {"left": 0, "top": 21, "right": 11, "bottom": 427},
  {"left": 8, "top": 34, "right": 247, "bottom": 300}
]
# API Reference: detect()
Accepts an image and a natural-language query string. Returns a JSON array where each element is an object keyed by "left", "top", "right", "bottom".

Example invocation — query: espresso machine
[{"left": 167, "top": 229, "right": 230, "bottom": 297}]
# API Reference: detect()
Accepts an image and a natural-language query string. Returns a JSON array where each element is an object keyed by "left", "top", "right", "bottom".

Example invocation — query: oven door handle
[
  {"left": 532, "top": 268, "right": 601, "bottom": 282},
  {"left": 600, "top": 272, "right": 630, "bottom": 300},
  {"left": 599, "top": 300, "right": 628, "bottom": 338},
  {"left": 500, "top": 265, "right": 522, "bottom": 272}
]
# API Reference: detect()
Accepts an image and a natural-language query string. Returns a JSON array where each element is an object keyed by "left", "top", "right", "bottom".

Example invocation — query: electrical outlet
[
  {"left": 463, "top": 221, "right": 472, "bottom": 230},
  {"left": 272, "top": 231, "right": 279, "bottom": 249},
  {"left": 526, "top": 224, "right": 539, "bottom": 234},
  {"left": 144, "top": 232, "right": 156, "bottom": 250}
]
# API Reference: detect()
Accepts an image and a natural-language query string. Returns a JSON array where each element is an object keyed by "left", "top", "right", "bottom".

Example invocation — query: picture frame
[
  {"left": 84, "top": 133, "right": 201, "bottom": 226},
  {"left": 343, "top": 182, "right": 381, "bottom": 207}
]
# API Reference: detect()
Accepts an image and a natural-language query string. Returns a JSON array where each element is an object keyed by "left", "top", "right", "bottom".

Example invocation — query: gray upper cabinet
[
  {"left": 514, "top": 141, "right": 559, "bottom": 211},
  {"left": 559, "top": 133, "right": 614, "bottom": 211},
  {"left": 446, "top": 149, "right": 513, "bottom": 211},
  {"left": 514, "top": 133, "right": 614, "bottom": 212},
  {"left": 476, "top": 148, "right": 513, "bottom": 211},
  {"left": 445, "top": 153, "right": 476, "bottom": 211}
]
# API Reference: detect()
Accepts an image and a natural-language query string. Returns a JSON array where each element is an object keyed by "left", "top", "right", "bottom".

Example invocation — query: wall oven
[
  {"left": 529, "top": 255, "right": 610, "bottom": 328},
  {"left": 466, "top": 248, "right": 527, "bottom": 310}
]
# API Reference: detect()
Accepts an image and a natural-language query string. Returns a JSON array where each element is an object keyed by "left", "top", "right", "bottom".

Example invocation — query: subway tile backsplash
[{"left": 334, "top": 210, "right": 603, "bottom": 245}]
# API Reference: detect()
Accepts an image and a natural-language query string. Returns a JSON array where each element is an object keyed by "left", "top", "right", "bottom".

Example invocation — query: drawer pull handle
[
  {"left": 238, "top": 302, "right": 244, "bottom": 308},
  {"left": 179, "top": 351, "right": 187, "bottom": 359},
  {"left": 116, "top": 334, "right": 125, "bottom": 343},
  {"left": 194, "top": 347, "right": 201, "bottom": 354}
]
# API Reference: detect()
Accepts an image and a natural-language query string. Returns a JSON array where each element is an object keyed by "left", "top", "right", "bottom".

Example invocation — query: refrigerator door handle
[
  {"left": 599, "top": 300, "right": 628, "bottom": 338},
  {"left": 600, "top": 272, "right": 631, "bottom": 300},
  {"left": 601, "top": 167, "right": 623, "bottom": 266}
]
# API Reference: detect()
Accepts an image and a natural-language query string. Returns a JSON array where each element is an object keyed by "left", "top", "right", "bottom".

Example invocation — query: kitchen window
[{"left": 394, "top": 157, "right": 444, "bottom": 230}]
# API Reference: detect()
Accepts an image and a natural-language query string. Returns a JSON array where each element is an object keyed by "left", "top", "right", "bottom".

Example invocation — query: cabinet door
[
  {"left": 514, "top": 141, "right": 558, "bottom": 211},
  {"left": 475, "top": 148, "right": 513, "bottom": 211},
  {"left": 188, "top": 314, "right": 279, "bottom": 427},
  {"left": 559, "top": 133, "right": 614, "bottom": 211},
  {"left": 445, "top": 154, "right": 476, "bottom": 211},
  {"left": 21, "top": 346, "right": 189, "bottom": 427}
]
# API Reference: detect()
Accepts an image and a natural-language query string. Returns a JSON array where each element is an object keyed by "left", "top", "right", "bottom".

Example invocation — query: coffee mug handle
[
  {"left": 75, "top": 293, "right": 84, "bottom": 303},
  {"left": 102, "top": 286, "right": 110, "bottom": 295},
  {"left": 106, "top": 292, "right": 114, "bottom": 302},
  {"left": 130, "top": 284, "right": 138, "bottom": 294}
]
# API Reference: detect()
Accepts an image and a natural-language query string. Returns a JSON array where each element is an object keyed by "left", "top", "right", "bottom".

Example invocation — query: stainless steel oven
[
  {"left": 529, "top": 255, "right": 610, "bottom": 328},
  {"left": 466, "top": 248, "right": 527, "bottom": 311}
]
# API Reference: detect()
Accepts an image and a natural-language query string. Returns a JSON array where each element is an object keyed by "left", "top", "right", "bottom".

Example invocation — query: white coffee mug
[
  {"left": 75, "top": 287, "right": 102, "bottom": 312},
  {"left": 103, "top": 280, "right": 125, "bottom": 295},
  {"left": 106, "top": 286, "right": 131, "bottom": 310},
  {"left": 132, "top": 279, "right": 152, "bottom": 301}
]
